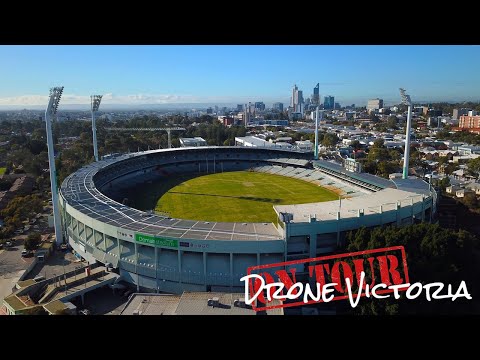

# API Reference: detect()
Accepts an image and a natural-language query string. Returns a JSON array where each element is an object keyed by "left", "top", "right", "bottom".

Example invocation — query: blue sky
[{"left": 0, "top": 45, "right": 479, "bottom": 108}]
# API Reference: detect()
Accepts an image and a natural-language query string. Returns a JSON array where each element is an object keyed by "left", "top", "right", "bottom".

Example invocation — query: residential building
[
  {"left": 446, "top": 185, "right": 461, "bottom": 194},
  {"left": 455, "top": 115, "right": 480, "bottom": 134},
  {"left": 466, "top": 183, "right": 480, "bottom": 195},
  {"left": 218, "top": 116, "right": 235, "bottom": 127},
  {"left": 367, "top": 98, "right": 384, "bottom": 113},
  {"left": 455, "top": 188, "right": 475, "bottom": 198},
  {"left": 324, "top": 96, "right": 335, "bottom": 110}
]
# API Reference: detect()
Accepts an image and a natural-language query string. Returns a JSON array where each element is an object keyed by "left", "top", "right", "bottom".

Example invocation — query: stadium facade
[{"left": 59, "top": 147, "right": 437, "bottom": 294}]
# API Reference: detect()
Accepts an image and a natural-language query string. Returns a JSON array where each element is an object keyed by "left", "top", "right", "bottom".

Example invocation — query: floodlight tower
[
  {"left": 314, "top": 107, "right": 319, "bottom": 159},
  {"left": 400, "top": 88, "right": 413, "bottom": 179},
  {"left": 91, "top": 95, "right": 103, "bottom": 162},
  {"left": 45, "top": 86, "right": 64, "bottom": 245}
]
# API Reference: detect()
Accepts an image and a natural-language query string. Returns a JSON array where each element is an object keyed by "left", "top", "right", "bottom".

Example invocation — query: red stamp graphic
[{"left": 243, "top": 246, "right": 410, "bottom": 312}]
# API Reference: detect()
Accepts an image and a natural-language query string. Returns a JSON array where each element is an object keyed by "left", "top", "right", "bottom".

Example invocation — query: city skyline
[{"left": 0, "top": 45, "right": 479, "bottom": 109}]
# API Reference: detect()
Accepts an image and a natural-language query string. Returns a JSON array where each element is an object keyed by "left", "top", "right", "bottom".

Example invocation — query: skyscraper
[
  {"left": 312, "top": 83, "right": 320, "bottom": 106},
  {"left": 291, "top": 84, "right": 298, "bottom": 108},
  {"left": 291, "top": 84, "right": 304, "bottom": 113},
  {"left": 324, "top": 95, "right": 335, "bottom": 110},
  {"left": 273, "top": 102, "right": 284, "bottom": 112}
]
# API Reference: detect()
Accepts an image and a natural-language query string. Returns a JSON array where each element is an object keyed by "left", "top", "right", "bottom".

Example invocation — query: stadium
[{"left": 59, "top": 146, "right": 438, "bottom": 294}]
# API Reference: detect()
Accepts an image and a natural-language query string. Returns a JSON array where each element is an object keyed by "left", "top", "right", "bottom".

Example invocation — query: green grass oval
[{"left": 155, "top": 171, "right": 338, "bottom": 223}]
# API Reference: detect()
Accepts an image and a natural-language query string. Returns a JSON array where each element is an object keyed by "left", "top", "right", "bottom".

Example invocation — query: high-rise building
[
  {"left": 290, "top": 84, "right": 304, "bottom": 113},
  {"left": 452, "top": 108, "right": 470, "bottom": 120},
  {"left": 324, "top": 95, "right": 335, "bottom": 110},
  {"left": 206, "top": 107, "right": 213, "bottom": 114},
  {"left": 244, "top": 103, "right": 251, "bottom": 126},
  {"left": 334, "top": 102, "right": 341, "bottom": 109},
  {"left": 237, "top": 104, "right": 243, "bottom": 112},
  {"left": 291, "top": 84, "right": 297, "bottom": 108},
  {"left": 273, "top": 102, "right": 284, "bottom": 112},
  {"left": 367, "top": 98, "right": 384, "bottom": 113},
  {"left": 254, "top": 102, "right": 265, "bottom": 111},
  {"left": 312, "top": 83, "right": 320, "bottom": 106}
]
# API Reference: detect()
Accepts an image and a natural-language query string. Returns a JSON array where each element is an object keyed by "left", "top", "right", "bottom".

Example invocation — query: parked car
[
  {"left": 21, "top": 249, "right": 33, "bottom": 257},
  {"left": 5, "top": 241, "right": 13, "bottom": 248}
]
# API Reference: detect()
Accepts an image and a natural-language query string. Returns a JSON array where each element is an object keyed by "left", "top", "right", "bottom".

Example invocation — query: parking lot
[
  {"left": 25, "top": 250, "right": 80, "bottom": 281},
  {"left": 0, "top": 237, "right": 34, "bottom": 304}
]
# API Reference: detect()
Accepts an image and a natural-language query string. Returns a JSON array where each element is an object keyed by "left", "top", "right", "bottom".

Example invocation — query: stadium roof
[
  {"left": 61, "top": 149, "right": 283, "bottom": 242},
  {"left": 274, "top": 188, "right": 430, "bottom": 222},
  {"left": 313, "top": 160, "right": 395, "bottom": 190}
]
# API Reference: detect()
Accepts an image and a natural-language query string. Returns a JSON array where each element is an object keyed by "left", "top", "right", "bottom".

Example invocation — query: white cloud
[
  {"left": 0, "top": 93, "right": 292, "bottom": 108},
  {"left": 0, "top": 93, "right": 283, "bottom": 107}
]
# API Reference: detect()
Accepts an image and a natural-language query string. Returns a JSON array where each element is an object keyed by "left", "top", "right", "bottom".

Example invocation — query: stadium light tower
[
  {"left": 314, "top": 107, "right": 319, "bottom": 159},
  {"left": 91, "top": 95, "right": 103, "bottom": 161},
  {"left": 45, "top": 86, "right": 64, "bottom": 245},
  {"left": 400, "top": 88, "right": 413, "bottom": 179}
]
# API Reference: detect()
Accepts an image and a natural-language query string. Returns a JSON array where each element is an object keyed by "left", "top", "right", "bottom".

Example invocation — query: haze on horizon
[{"left": 0, "top": 45, "right": 479, "bottom": 110}]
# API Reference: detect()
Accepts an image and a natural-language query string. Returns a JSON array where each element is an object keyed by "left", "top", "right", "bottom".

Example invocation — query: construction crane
[{"left": 104, "top": 127, "right": 186, "bottom": 149}]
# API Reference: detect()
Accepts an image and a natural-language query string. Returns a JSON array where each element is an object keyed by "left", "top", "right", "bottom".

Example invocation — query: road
[{"left": 0, "top": 239, "right": 34, "bottom": 304}]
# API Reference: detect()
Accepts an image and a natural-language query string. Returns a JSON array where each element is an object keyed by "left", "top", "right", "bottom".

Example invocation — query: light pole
[
  {"left": 314, "top": 107, "right": 321, "bottom": 160},
  {"left": 45, "top": 86, "right": 64, "bottom": 245},
  {"left": 91, "top": 95, "right": 103, "bottom": 162},
  {"left": 400, "top": 88, "right": 413, "bottom": 179}
]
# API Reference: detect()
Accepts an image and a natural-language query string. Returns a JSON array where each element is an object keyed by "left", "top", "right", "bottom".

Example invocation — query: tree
[
  {"left": 467, "top": 157, "right": 480, "bottom": 177},
  {"left": 369, "top": 112, "right": 380, "bottom": 123},
  {"left": 322, "top": 133, "right": 339, "bottom": 148},
  {"left": 438, "top": 177, "right": 451, "bottom": 192},
  {"left": 24, "top": 232, "right": 41, "bottom": 251},
  {"left": 0, "top": 178, "right": 12, "bottom": 191},
  {"left": 463, "top": 192, "right": 479, "bottom": 210},
  {"left": 386, "top": 116, "right": 398, "bottom": 129},
  {"left": 350, "top": 140, "right": 361, "bottom": 151},
  {"left": 345, "top": 223, "right": 480, "bottom": 315},
  {"left": 372, "top": 139, "right": 384, "bottom": 148}
]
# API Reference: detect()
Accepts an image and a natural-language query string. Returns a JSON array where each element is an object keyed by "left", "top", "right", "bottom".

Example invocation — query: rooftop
[
  {"left": 274, "top": 187, "right": 430, "bottom": 222},
  {"left": 60, "top": 147, "right": 307, "bottom": 242},
  {"left": 120, "top": 292, "right": 283, "bottom": 315}
]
